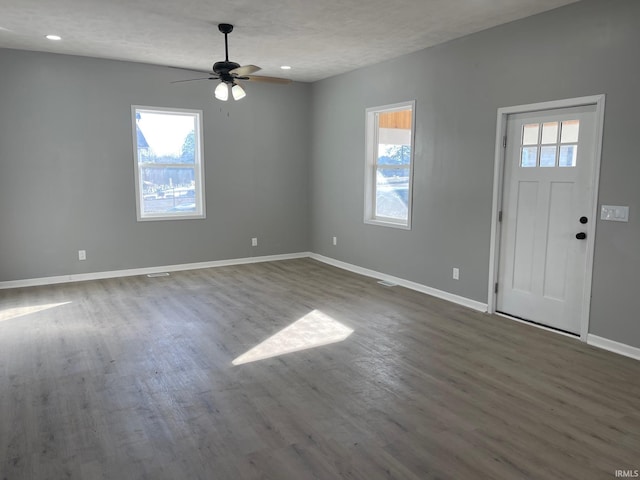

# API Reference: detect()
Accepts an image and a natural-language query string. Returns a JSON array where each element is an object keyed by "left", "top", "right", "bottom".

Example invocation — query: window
[
  {"left": 520, "top": 119, "right": 580, "bottom": 168},
  {"left": 132, "top": 106, "right": 205, "bottom": 221},
  {"left": 364, "top": 101, "right": 415, "bottom": 229}
]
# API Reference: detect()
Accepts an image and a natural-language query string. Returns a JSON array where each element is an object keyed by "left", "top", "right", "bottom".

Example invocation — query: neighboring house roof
[{"left": 136, "top": 125, "right": 149, "bottom": 149}]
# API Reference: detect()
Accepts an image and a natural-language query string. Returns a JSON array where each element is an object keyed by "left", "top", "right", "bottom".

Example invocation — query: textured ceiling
[{"left": 0, "top": 0, "right": 580, "bottom": 82}]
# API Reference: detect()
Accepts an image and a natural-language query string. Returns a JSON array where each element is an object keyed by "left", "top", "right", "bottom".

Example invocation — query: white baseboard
[
  {"left": 1, "top": 250, "right": 487, "bottom": 313},
  {"left": 0, "top": 252, "right": 311, "bottom": 290},
  {"left": 309, "top": 253, "right": 488, "bottom": 313},
  {"left": 6, "top": 252, "right": 639, "bottom": 362},
  {"left": 587, "top": 334, "right": 640, "bottom": 361}
]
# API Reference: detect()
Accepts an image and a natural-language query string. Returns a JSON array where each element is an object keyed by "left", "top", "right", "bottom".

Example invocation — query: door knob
[{"left": 576, "top": 232, "right": 587, "bottom": 240}]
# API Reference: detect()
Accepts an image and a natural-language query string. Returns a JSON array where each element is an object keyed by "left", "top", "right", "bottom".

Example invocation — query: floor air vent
[
  {"left": 377, "top": 280, "right": 397, "bottom": 287},
  {"left": 147, "top": 272, "right": 170, "bottom": 278}
]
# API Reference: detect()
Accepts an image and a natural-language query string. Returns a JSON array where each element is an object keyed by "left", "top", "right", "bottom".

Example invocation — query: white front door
[{"left": 497, "top": 105, "right": 598, "bottom": 334}]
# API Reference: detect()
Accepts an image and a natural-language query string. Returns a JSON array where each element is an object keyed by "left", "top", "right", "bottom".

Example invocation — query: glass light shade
[
  {"left": 231, "top": 84, "right": 246, "bottom": 101},
  {"left": 214, "top": 82, "right": 229, "bottom": 101}
]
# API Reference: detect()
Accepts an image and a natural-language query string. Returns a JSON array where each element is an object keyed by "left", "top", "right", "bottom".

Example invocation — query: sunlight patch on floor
[
  {"left": 0, "top": 302, "right": 71, "bottom": 323},
  {"left": 232, "top": 309, "right": 354, "bottom": 366}
]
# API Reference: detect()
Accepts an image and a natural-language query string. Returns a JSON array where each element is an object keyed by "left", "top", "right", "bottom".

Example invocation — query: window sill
[
  {"left": 364, "top": 218, "right": 411, "bottom": 230},
  {"left": 137, "top": 213, "right": 206, "bottom": 222}
]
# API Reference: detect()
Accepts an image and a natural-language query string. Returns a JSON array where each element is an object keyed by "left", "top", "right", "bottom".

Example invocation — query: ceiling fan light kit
[
  {"left": 231, "top": 83, "right": 246, "bottom": 101},
  {"left": 173, "top": 23, "right": 291, "bottom": 102},
  {"left": 214, "top": 82, "right": 229, "bottom": 101}
]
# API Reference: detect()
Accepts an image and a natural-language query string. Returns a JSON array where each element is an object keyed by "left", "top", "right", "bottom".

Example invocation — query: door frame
[{"left": 487, "top": 95, "right": 606, "bottom": 342}]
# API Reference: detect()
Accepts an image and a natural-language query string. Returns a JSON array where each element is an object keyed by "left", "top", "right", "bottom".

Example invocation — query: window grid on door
[{"left": 520, "top": 120, "right": 580, "bottom": 168}]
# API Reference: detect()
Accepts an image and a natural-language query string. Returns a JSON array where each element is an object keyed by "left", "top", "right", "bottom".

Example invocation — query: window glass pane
[
  {"left": 561, "top": 120, "right": 580, "bottom": 143},
  {"left": 541, "top": 122, "right": 559, "bottom": 144},
  {"left": 140, "top": 166, "right": 197, "bottom": 215},
  {"left": 377, "top": 144, "right": 411, "bottom": 166},
  {"left": 136, "top": 111, "right": 196, "bottom": 164},
  {"left": 540, "top": 146, "right": 557, "bottom": 167},
  {"left": 375, "top": 167, "right": 410, "bottom": 220},
  {"left": 521, "top": 147, "right": 538, "bottom": 167},
  {"left": 522, "top": 124, "right": 539, "bottom": 145},
  {"left": 559, "top": 145, "right": 578, "bottom": 167}
]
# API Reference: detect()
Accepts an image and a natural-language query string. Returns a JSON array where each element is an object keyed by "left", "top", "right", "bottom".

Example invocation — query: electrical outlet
[
  {"left": 251, "top": 237, "right": 258, "bottom": 247},
  {"left": 452, "top": 267, "right": 459, "bottom": 280},
  {"left": 78, "top": 250, "right": 86, "bottom": 261},
  {"left": 332, "top": 236, "right": 337, "bottom": 246}
]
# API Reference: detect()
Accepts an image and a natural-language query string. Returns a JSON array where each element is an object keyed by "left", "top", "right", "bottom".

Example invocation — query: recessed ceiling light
[
  {"left": 45, "top": 34, "right": 62, "bottom": 41},
  {"left": 280, "top": 65, "right": 292, "bottom": 70}
]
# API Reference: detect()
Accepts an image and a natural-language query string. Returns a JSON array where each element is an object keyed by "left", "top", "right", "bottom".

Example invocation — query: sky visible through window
[{"left": 137, "top": 112, "right": 194, "bottom": 157}]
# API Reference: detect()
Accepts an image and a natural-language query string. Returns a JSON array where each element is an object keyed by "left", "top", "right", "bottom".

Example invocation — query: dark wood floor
[{"left": 1, "top": 258, "right": 639, "bottom": 479}]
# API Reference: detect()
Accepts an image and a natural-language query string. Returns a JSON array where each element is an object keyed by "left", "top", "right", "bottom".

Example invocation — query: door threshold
[{"left": 495, "top": 312, "right": 579, "bottom": 339}]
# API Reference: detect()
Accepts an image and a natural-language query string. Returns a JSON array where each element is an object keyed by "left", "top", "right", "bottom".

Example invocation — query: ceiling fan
[{"left": 172, "top": 23, "right": 291, "bottom": 101}]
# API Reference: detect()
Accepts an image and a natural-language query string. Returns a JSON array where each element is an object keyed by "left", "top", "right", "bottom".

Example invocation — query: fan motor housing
[{"left": 213, "top": 60, "right": 240, "bottom": 74}]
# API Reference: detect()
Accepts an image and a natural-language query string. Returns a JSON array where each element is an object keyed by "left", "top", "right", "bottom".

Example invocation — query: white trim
[
  {"left": 494, "top": 95, "right": 606, "bottom": 116},
  {"left": 487, "top": 108, "right": 508, "bottom": 313},
  {"left": 1, "top": 250, "right": 488, "bottom": 313},
  {"left": 487, "top": 94, "right": 606, "bottom": 343},
  {"left": 131, "top": 105, "right": 206, "bottom": 221},
  {"left": 310, "top": 253, "right": 488, "bottom": 312},
  {"left": 6, "top": 250, "right": 639, "bottom": 362},
  {"left": 498, "top": 314, "right": 640, "bottom": 362},
  {"left": 587, "top": 334, "right": 640, "bottom": 361},
  {"left": 363, "top": 218, "right": 412, "bottom": 230},
  {"left": 0, "top": 252, "right": 311, "bottom": 290},
  {"left": 580, "top": 96, "right": 606, "bottom": 340},
  {"left": 364, "top": 100, "right": 416, "bottom": 230}
]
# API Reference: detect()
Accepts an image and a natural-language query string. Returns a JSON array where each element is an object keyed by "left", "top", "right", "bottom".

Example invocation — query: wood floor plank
[{"left": 1, "top": 258, "right": 639, "bottom": 479}]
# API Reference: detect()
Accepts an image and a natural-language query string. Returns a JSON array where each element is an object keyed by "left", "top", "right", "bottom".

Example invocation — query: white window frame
[
  {"left": 131, "top": 106, "right": 205, "bottom": 221},
  {"left": 364, "top": 100, "right": 416, "bottom": 229}
]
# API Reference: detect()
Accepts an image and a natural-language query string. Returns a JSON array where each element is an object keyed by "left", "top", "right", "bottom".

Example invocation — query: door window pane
[
  {"left": 540, "top": 146, "right": 557, "bottom": 167},
  {"left": 559, "top": 145, "right": 578, "bottom": 167},
  {"left": 521, "top": 147, "right": 538, "bottom": 167},
  {"left": 522, "top": 124, "right": 540, "bottom": 145},
  {"left": 561, "top": 120, "right": 580, "bottom": 143},
  {"left": 541, "top": 122, "right": 559, "bottom": 144}
]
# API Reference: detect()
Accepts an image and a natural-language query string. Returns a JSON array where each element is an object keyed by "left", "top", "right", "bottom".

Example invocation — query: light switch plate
[{"left": 601, "top": 205, "right": 629, "bottom": 222}]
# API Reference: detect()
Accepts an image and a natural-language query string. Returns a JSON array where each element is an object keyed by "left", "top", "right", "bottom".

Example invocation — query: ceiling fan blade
[
  {"left": 171, "top": 77, "right": 217, "bottom": 84},
  {"left": 230, "top": 65, "right": 261, "bottom": 76},
  {"left": 245, "top": 75, "right": 292, "bottom": 85}
]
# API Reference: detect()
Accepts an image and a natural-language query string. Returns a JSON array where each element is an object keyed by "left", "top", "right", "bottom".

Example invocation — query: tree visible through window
[
  {"left": 365, "top": 101, "right": 415, "bottom": 229},
  {"left": 132, "top": 106, "right": 205, "bottom": 220}
]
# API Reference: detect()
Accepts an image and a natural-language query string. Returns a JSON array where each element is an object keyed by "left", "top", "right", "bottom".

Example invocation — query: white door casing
[{"left": 488, "top": 95, "right": 605, "bottom": 340}]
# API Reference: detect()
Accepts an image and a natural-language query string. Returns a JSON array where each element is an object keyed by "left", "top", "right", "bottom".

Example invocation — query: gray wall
[
  {"left": 0, "top": 49, "right": 310, "bottom": 281},
  {"left": 309, "top": 0, "right": 640, "bottom": 347}
]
